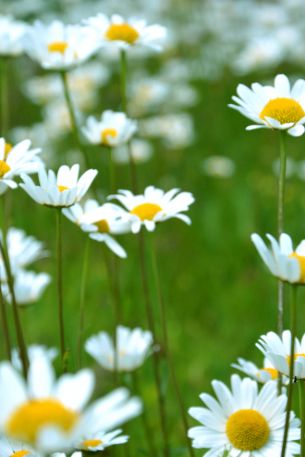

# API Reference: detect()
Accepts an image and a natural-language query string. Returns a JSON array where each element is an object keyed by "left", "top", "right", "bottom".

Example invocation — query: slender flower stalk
[
  {"left": 77, "top": 236, "right": 90, "bottom": 368},
  {"left": 56, "top": 209, "right": 66, "bottom": 371},
  {"left": 148, "top": 234, "right": 195, "bottom": 457},
  {"left": 119, "top": 49, "right": 137, "bottom": 191},
  {"left": 281, "top": 285, "right": 297, "bottom": 457},
  {"left": 0, "top": 274, "right": 11, "bottom": 360},
  {"left": 108, "top": 146, "right": 116, "bottom": 192},
  {"left": 1, "top": 57, "right": 9, "bottom": 136},
  {"left": 60, "top": 71, "right": 91, "bottom": 169},
  {"left": 132, "top": 370, "right": 158, "bottom": 457},
  {"left": 298, "top": 380, "right": 305, "bottom": 457},
  {"left": 138, "top": 231, "right": 169, "bottom": 457},
  {"left": 277, "top": 132, "right": 287, "bottom": 336}
]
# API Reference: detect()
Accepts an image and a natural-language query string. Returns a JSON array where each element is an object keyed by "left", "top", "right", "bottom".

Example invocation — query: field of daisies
[{"left": 4, "top": 0, "right": 305, "bottom": 456}]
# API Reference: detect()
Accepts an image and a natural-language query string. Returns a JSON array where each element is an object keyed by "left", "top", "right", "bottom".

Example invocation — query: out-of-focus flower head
[
  {"left": 83, "top": 111, "right": 137, "bottom": 146},
  {"left": 0, "top": 16, "right": 27, "bottom": 56},
  {"left": 1, "top": 270, "right": 51, "bottom": 306}
]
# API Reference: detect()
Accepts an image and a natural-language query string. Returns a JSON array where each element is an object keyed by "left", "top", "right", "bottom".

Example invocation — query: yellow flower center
[
  {"left": 58, "top": 185, "right": 69, "bottom": 192},
  {"left": 289, "top": 252, "right": 305, "bottom": 283},
  {"left": 82, "top": 439, "right": 103, "bottom": 449},
  {"left": 4, "top": 142, "right": 13, "bottom": 159},
  {"left": 47, "top": 41, "right": 68, "bottom": 54},
  {"left": 260, "top": 367, "right": 278, "bottom": 380},
  {"left": 6, "top": 398, "right": 79, "bottom": 444},
  {"left": 130, "top": 202, "right": 162, "bottom": 221},
  {"left": 226, "top": 409, "right": 270, "bottom": 451},
  {"left": 0, "top": 159, "right": 11, "bottom": 178},
  {"left": 10, "top": 451, "right": 31, "bottom": 457},
  {"left": 95, "top": 219, "right": 110, "bottom": 233},
  {"left": 101, "top": 128, "right": 118, "bottom": 145},
  {"left": 260, "top": 98, "right": 305, "bottom": 125},
  {"left": 287, "top": 353, "right": 305, "bottom": 365},
  {"left": 105, "top": 23, "right": 139, "bottom": 44}
]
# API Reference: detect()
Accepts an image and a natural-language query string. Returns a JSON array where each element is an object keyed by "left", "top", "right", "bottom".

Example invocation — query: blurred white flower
[
  {"left": 109, "top": 186, "right": 195, "bottom": 233},
  {"left": 113, "top": 139, "right": 153, "bottom": 164},
  {"left": 20, "top": 164, "right": 98, "bottom": 208},
  {"left": 1, "top": 270, "right": 51, "bottom": 306},
  {"left": 84, "top": 14, "right": 166, "bottom": 51},
  {"left": 0, "top": 138, "right": 42, "bottom": 195},
  {"left": 85, "top": 325, "right": 153, "bottom": 371},
  {"left": 0, "top": 16, "right": 27, "bottom": 56},
  {"left": 140, "top": 113, "right": 194, "bottom": 148},
  {"left": 251, "top": 233, "right": 305, "bottom": 284},
  {"left": 25, "top": 20, "right": 100, "bottom": 70},
  {"left": 0, "top": 437, "right": 36, "bottom": 457},
  {"left": 232, "top": 357, "right": 282, "bottom": 383},
  {"left": 77, "top": 429, "right": 128, "bottom": 451},
  {"left": 83, "top": 111, "right": 137, "bottom": 146},
  {"left": 229, "top": 74, "right": 305, "bottom": 136},
  {"left": 201, "top": 155, "right": 235, "bottom": 178}
]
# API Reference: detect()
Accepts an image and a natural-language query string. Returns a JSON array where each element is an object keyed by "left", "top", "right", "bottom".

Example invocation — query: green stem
[
  {"left": 138, "top": 232, "right": 169, "bottom": 457},
  {"left": 77, "top": 237, "right": 90, "bottom": 369},
  {"left": 0, "top": 275, "right": 11, "bottom": 360},
  {"left": 298, "top": 380, "right": 305, "bottom": 457},
  {"left": 60, "top": 71, "right": 91, "bottom": 169},
  {"left": 148, "top": 234, "right": 195, "bottom": 457},
  {"left": 281, "top": 285, "right": 297, "bottom": 457},
  {"left": 108, "top": 146, "right": 116, "bottom": 193},
  {"left": 132, "top": 370, "right": 158, "bottom": 457},
  {"left": 56, "top": 209, "right": 66, "bottom": 371},
  {"left": 1, "top": 57, "right": 9, "bottom": 137}
]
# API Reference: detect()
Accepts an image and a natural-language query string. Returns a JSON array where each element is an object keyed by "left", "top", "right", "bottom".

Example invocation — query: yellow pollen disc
[
  {"left": 10, "top": 451, "right": 31, "bottom": 457},
  {"left": 82, "top": 439, "right": 103, "bottom": 449},
  {"left": 259, "top": 98, "right": 305, "bottom": 125},
  {"left": 105, "top": 23, "right": 139, "bottom": 44},
  {"left": 4, "top": 142, "right": 13, "bottom": 159},
  {"left": 101, "top": 128, "right": 118, "bottom": 145},
  {"left": 0, "top": 159, "right": 11, "bottom": 178},
  {"left": 226, "top": 409, "right": 269, "bottom": 451},
  {"left": 47, "top": 41, "right": 68, "bottom": 54},
  {"left": 130, "top": 202, "right": 162, "bottom": 221},
  {"left": 260, "top": 367, "right": 278, "bottom": 380},
  {"left": 287, "top": 353, "right": 305, "bottom": 365},
  {"left": 6, "top": 398, "right": 79, "bottom": 444},
  {"left": 95, "top": 219, "right": 110, "bottom": 233},
  {"left": 289, "top": 252, "right": 305, "bottom": 283},
  {"left": 58, "top": 185, "right": 69, "bottom": 192}
]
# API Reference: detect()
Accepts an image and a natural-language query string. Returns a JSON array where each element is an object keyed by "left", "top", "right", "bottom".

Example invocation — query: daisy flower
[
  {"left": 232, "top": 357, "right": 282, "bottom": 383},
  {"left": 109, "top": 186, "right": 195, "bottom": 233},
  {"left": 85, "top": 326, "right": 153, "bottom": 372},
  {"left": 229, "top": 74, "right": 305, "bottom": 136},
  {"left": 20, "top": 164, "right": 97, "bottom": 208},
  {"left": 257, "top": 330, "right": 305, "bottom": 380},
  {"left": 0, "top": 348, "right": 142, "bottom": 454},
  {"left": 63, "top": 200, "right": 130, "bottom": 258},
  {"left": 25, "top": 20, "right": 100, "bottom": 71},
  {"left": 188, "top": 374, "right": 300, "bottom": 457},
  {"left": 1, "top": 270, "right": 51, "bottom": 306},
  {"left": 82, "top": 111, "right": 137, "bottom": 146},
  {"left": 0, "top": 16, "right": 27, "bottom": 56},
  {"left": 84, "top": 14, "right": 166, "bottom": 51},
  {"left": 0, "top": 138, "right": 42, "bottom": 195},
  {"left": 77, "top": 429, "right": 128, "bottom": 452},
  {"left": 0, "top": 228, "right": 47, "bottom": 280},
  {"left": 0, "top": 437, "right": 36, "bottom": 457},
  {"left": 251, "top": 233, "right": 305, "bottom": 284}
]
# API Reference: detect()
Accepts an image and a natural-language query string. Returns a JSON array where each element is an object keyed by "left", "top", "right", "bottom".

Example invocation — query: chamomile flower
[
  {"left": 232, "top": 357, "right": 282, "bottom": 383},
  {"left": 1, "top": 270, "right": 51, "bottom": 306},
  {"left": 0, "top": 228, "right": 47, "bottom": 280},
  {"left": 229, "top": 74, "right": 305, "bottom": 136},
  {"left": 82, "top": 111, "right": 137, "bottom": 146},
  {"left": 0, "top": 437, "right": 36, "bottom": 457},
  {"left": 251, "top": 233, "right": 305, "bottom": 284},
  {"left": 63, "top": 200, "right": 130, "bottom": 258},
  {"left": 0, "top": 138, "right": 42, "bottom": 195},
  {"left": 20, "top": 164, "right": 97, "bottom": 208},
  {"left": 85, "top": 326, "right": 153, "bottom": 372},
  {"left": 188, "top": 375, "right": 300, "bottom": 457},
  {"left": 0, "top": 16, "right": 27, "bottom": 56},
  {"left": 257, "top": 330, "right": 305, "bottom": 380},
  {"left": 109, "top": 186, "right": 195, "bottom": 233},
  {"left": 0, "top": 348, "right": 142, "bottom": 454},
  {"left": 25, "top": 20, "right": 100, "bottom": 71},
  {"left": 84, "top": 14, "right": 166, "bottom": 51},
  {"left": 77, "top": 429, "right": 128, "bottom": 451}
]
